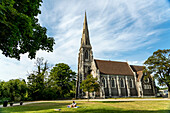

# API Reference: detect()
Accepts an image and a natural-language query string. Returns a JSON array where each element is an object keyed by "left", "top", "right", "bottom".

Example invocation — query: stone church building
[{"left": 76, "top": 12, "right": 156, "bottom": 98}]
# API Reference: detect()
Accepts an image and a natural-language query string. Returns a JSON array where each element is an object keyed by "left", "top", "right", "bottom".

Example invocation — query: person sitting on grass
[{"left": 71, "top": 101, "right": 77, "bottom": 108}]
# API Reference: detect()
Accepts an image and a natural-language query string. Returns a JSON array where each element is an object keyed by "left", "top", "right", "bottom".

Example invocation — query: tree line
[{"left": 0, "top": 57, "right": 76, "bottom": 102}]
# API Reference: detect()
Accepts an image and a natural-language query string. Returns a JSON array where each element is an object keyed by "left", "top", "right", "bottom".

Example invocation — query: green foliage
[
  {"left": 0, "top": 79, "right": 27, "bottom": 102},
  {"left": 144, "top": 49, "right": 170, "bottom": 98},
  {"left": 27, "top": 57, "right": 49, "bottom": 100},
  {"left": 49, "top": 63, "right": 76, "bottom": 98},
  {"left": 80, "top": 74, "right": 100, "bottom": 99},
  {"left": 0, "top": 58, "right": 77, "bottom": 100},
  {"left": 0, "top": 0, "right": 54, "bottom": 60}
]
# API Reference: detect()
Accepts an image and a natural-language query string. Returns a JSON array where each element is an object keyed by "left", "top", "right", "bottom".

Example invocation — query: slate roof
[
  {"left": 130, "top": 65, "right": 144, "bottom": 72},
  {"left": 130, "top": 65, "right": 145, "bottom": 82},
  {"left": 94, "top": 59, "right": 134, "bottom": 76}
]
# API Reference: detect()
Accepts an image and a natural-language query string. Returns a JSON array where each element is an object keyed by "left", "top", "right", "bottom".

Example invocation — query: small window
[
  {"left": 85, "top": 50, "right": 88, "bottom": 59},
  {"left": 92, "top": 92, "right": 94, "bottom": 96},
  {"left": 144, "top": 85, "right": 151, "bottom": 89},
  {"left": 86, "top": 40, "right": 88, "bottom": 45},
  {"left": 144, "top": 78, "right": 149, "bottom": 83},
  {"left": 102, "top": 78, "right": 106, "bottom": 88},
  {"left": 120, "top": 78, "right": 124, "bottom": 88},
  {"left": 129, "top": 79, "right": 133, "bottom": 88},
  {"left": 111, "top": 78, "right": 116, "bottom": 88}
]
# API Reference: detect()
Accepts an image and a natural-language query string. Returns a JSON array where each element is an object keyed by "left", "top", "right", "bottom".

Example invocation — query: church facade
[{"left": 76, "top": 13, "right": 156, "bottom": 98}]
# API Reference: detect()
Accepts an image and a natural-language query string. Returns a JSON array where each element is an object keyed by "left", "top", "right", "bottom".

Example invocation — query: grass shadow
[
  {"left": 95, "top": 101, "right": 134, "bottom": 103},
  {"left": 1, "top": 102, "right": 83, "bottom": 113},
  {"left": 75, "top": 109, "right": 170, "bottom": 113}
]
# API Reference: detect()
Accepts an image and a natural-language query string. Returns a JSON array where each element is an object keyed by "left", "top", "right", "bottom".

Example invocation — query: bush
[
  {"left": 3, "top": 101, "right": 8, "bottom": 107},
  {"left": 0, "top": 97, "right": 11, "bottom": 102}
]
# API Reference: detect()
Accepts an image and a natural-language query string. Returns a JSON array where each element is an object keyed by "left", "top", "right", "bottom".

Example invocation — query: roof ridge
[
  {"left": 94, "top": 59, "right": 128, "bottom": 63},
  {"left": 130, "top": 65, "right": 144, "bottom": 67}
]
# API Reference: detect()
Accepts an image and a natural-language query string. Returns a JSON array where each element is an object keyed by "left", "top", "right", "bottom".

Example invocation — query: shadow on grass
[
  {"left": 98, "top": 101, "right": 134, "bottom": 103},
  {"left": 1, "top": 102, "right": 84, "bottom": 113},
  {"left": 74, "top": 109, "right": 170, "bottom": 113}
]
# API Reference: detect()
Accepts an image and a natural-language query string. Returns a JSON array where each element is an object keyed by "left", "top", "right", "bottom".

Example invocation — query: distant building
[{"left": 76, "top": 12, "right": 156, "bottom": 98}]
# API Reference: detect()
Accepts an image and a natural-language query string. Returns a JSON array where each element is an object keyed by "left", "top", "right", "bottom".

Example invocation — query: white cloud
[{"left": 0, "top": 0, "right": 170, "bottom": 81}]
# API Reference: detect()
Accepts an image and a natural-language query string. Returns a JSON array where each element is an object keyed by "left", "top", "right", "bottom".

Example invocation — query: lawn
[{"left": 0, "top": 100, "right": 170, "bottom": 113}]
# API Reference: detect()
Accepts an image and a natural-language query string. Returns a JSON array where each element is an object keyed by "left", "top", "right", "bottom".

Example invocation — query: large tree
[
  {"left": 27, "top": 57, "right": 49, "bottom": 100},
  {"left": 49, "top": 63, "right": 76, "bottom": 98},
  {"left": 80, "top": 74, "right": 100, "bottom": 100},
  {"left": 0, "top": 0, "right": 54, "bottom": 60},
  {"left": 144, "top": 49, "right": 170, "bottom": 98}
]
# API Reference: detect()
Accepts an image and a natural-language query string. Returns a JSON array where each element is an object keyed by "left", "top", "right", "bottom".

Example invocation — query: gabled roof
[
  {"left": 130, "top": 65, "right": 145, "bottom": 82},
  {"left": 94, "top": 59, "right": 134, "bottom": 76},
  {"left": 130, "top": 65, "right": 144, "bottom": 72}
]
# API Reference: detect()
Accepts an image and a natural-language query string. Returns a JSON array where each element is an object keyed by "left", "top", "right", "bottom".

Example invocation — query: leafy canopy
[
  {"left": 49, "top": 63, "right": 76, "bottom": 98},
  {"left": 0, "top": 79, "right": 27, "bottom": 101},
  {"left": 80, "top": 74, "right": 100, "bottom": 99},
  {"left": 0, "top": 0, "right": 54, "bottom": 60},
  {"left": 27, "top": 57, "right": 49, "bottom": 100},
  {"left": 144, "top": 49, "right": 170, "bottom": 98}
]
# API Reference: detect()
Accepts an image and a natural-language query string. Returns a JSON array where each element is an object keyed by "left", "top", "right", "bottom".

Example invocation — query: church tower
[{"left": 76, "top": 12, "right": 93, "bottom": 98}]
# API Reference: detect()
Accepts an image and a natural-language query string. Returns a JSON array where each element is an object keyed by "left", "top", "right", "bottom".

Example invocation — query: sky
[{"left": 0, "top": 0, "right": 170, "bottom": 81}]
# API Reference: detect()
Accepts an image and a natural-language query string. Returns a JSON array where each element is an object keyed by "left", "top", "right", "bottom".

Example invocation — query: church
[{"left": 76, "top": 12, "right": 156, "bottom": 98}]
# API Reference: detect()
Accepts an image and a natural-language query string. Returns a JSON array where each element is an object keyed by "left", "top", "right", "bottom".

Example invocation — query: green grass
[
  {"left": 108, "top": 97, "right": 164, "bottom": 99},
  {"left": 0, "top": 100, "right": 170, "bottom": 113}
]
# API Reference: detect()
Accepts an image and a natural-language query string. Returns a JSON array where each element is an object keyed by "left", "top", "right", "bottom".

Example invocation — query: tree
[
  {"left": 49, "top": 63, "right": 76, "bottom": 98},
  {"left": 0, "top": 0, "right": 54, "bottom": 60},
  {"left": 80, "top": 74, "right": 100, "bottom": 101},
  {"left": 0, "top": 79, "right": 27, "bottom": 101},
  {"left": 27, "top": 57, "right": 49, "bottom": 100},
  {"left": 144, "top": 49, "right": 170, "bottom": 98},
  {"left": 0, "top": 81, "right": 5, "bottom": 99}
]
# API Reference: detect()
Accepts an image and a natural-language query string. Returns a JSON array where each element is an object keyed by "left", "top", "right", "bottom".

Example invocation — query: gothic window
[
  {"left": 144, "top": 78, "right": 149, "bottom": 83},
  {"left": 92, "top": 92, "right": 94, "bottom": 96},
  {"left": 85, "top": 50, "right": 88, "bottom": 59},
  {"left": 111, "top": 78, "right": 116, "bottom": 88},
  {"left": 129, "top": 79, "right": 133, "bottom": 88},
  {"left": 102, "top": 78, "right": 106, "bottom": 88},
  {"left": 144, "top": 85, "right": 151, "bottom": 89},
  {"left": 120, "top": 78, "right": 124, "bottom": 88},
  {"left": 86, "top": 40, "right": 88, "bottom": 45}
]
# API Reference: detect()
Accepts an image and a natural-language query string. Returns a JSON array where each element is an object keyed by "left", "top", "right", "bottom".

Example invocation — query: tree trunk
[
  {"left": 168, "top": 86, "right": 170, "bottom": 99},
  {"left": 88, "top": 91, "right": 89, "bottom": 102}
]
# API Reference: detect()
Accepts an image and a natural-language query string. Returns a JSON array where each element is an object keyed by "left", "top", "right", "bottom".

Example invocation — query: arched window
[
  {"left": 111, "top": 78, "right": 115, "bottom": 88},
  {"left": 120, "top": 78, "right": 124, "bottom": 88},
  {"left": 129, "top": 79, "right": 133, "bottom": 88},
  {"left": 144, "top": 78, "right": 149, "bottom": 83},
  {"left": 86, "top": 40, "right": 88, "bottom": 45},
  {"left": 85, "top": 50, "right": 88, "bottom": 59},
  {"left": 102, "top": 78, "right": 106, "bottom": 88}
]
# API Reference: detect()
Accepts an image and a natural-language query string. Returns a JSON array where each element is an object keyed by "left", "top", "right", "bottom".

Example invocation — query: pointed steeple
[{"left": 81, "top": 12, "right": 91, "bottom": 46}]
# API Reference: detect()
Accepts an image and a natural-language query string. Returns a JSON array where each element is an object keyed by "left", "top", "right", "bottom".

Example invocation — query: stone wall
[{"left": 99, "top": 74, "right": 137, "bottom": 97}]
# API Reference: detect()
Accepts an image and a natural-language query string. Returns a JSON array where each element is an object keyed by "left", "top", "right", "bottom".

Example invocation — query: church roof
[
  {"left": 130, "top": 65, "right": 145, "bottom": 82},
  {"left": 130, "top": 65, "right": 144, "bottom": 72},
  {"left": 94, "top": 59, "right": 134, "bottom": 76}
]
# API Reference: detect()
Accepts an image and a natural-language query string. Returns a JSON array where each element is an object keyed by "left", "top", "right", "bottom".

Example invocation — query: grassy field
[{"left": 0, "top": 100, "right": 170, "bottom": 113}]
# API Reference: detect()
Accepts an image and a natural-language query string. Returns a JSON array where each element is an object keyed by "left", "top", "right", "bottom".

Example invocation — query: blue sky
[{"left": 0, "top": 0, "right": 170, "bottom": 81}]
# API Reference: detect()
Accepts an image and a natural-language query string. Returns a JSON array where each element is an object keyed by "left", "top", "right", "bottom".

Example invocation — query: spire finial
[{"left": 84, "top": 11, "right": 87, "bottom": 24}]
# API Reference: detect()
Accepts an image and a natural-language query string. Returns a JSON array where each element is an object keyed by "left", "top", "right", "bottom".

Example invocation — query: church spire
[{"left": 81, "top": 11, "right": 91, "bottom": 46}]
